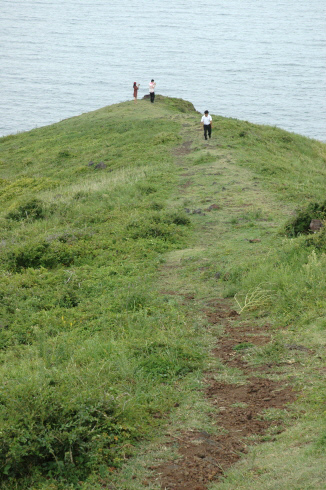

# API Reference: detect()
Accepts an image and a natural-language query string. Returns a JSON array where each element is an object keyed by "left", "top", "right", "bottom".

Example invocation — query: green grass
[{"left": 1, "top": 95, "right": 326, "bottom": 489}]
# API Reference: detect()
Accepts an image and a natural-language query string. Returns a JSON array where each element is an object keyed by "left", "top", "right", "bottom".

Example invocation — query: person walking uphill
[
  {"left": 149, "top": 79, "right": 156, "bottom": 103},
  {"left": 201, "top": 110, "right": 212, "bottom": 140},
  {"left": 133, "top": 82, "right": 140, "bottom": 103}
]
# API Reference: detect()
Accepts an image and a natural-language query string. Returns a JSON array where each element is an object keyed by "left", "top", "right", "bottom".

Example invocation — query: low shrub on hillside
[
  {"left": 153, "top": 132, "right": 180, "bottom": 145},
  {"left": 0, "top": 379, "right": 135, "bottom": 483},
  {"left": 137, "top": 184, "right": 157, "bottom": 195},
  {"left": 0, "top": 178, "right": 58, "bottom": 202},
  {"left": 3, "top": 240, "right": 80, "bottom": 271},
  {"left": 126, "top": 210, "right": 190, "bottom": 241},
  {"left": 5, "top": 198, "right": 46, "bottom": 222},
  {"left": 283, "top": 200, "right": 326, "bottom": 237},
  {"left": 305, "top": 226, "right": 326, "bottom": 251},
  {"left": 167, "top": 211, "right": 191, "bottom": 226},
  {"left": 134, "top": 343, "right": 204, "bottom": 380}
]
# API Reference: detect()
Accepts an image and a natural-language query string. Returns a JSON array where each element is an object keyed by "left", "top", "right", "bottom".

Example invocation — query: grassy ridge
[
  {"left": 1, "top": 96, "right": 326, "bottom": 489},
  {"left": 0, "top": 98, "right": 205, "bottom": 488}
]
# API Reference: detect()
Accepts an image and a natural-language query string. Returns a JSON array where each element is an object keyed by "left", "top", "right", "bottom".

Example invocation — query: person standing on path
[
  {"left": 201, "top": 110, "right": 212, "bottom": 140},
  {"left": 133, "top": 82, "right": 140, "bottom": 103},
  {"left": 149, "top": 79, "right": 156, "bottom": 103}
]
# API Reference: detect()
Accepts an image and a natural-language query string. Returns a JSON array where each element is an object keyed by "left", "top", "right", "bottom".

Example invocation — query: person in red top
[{"left": 133, "top": 82, "right": 140, "bottom": 103}]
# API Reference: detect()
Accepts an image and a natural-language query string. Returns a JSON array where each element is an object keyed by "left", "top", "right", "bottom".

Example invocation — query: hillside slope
[{"left": 1, "top": 97, "right": 326, "bottom": 490}]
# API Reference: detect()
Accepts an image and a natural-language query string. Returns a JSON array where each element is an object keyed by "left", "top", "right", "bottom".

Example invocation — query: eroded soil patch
[
  {"left": 173, "top": 140, "right": 193, "bottom": 156},
  {"left": 151, "top": 299, "right": 295, "bottom": 490}
]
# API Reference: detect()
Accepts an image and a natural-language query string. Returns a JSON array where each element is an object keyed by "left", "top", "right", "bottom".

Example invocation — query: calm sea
[{"left": 1, "top": 0, "right": 325, "bottom": 141}]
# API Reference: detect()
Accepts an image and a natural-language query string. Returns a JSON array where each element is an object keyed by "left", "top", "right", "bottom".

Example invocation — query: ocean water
[{"left": 1, "top": 0, "right": 325, "bottom": 141}]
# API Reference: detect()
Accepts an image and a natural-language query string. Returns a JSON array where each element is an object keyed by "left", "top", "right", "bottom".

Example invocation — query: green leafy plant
[
  {"left": 283, "top": 200, "right": 326, "bottom": 237},
  {"left": 5, "top": 198, "right": 46, "bottom": 222}
]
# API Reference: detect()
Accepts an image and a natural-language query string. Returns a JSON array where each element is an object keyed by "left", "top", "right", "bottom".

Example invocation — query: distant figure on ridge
[
  {"left": 201, "top": 110, "right": 212, "bottom": 140},
  {"left": 133, "top": 82, "right": 140, "bottom": 103},
  {"left": 149, "top": 79, "right": 156, "bottom": 103}
]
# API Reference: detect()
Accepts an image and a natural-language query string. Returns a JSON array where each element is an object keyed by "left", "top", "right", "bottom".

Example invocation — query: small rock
[
  {"left": 205, "top": 204, "right": 221, "bottom": 211},
  {"left": 310, "top": 219, "right": 323, "bottom": 232},
  {"left": 228, "top": 310, "right": 239, "bottom": 317},
  {"left": 285, "top": 343, "right": 310, "bottom": 351},
  {"left": 95, "top": 161, "right": 107, "bottom": 169}
]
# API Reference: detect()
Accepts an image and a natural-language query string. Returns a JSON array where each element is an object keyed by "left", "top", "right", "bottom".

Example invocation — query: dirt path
[
  {"left": 148, "top": 117, "right": 296, "bottom": 490},
  {"left": 153, "top": 300, "right": 295, "bottom": 490}
]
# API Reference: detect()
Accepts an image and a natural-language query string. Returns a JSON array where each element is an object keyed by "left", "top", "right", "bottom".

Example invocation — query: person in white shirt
[
  {"left": 149, "top": 79, "right": 156, "bottom": 103},
  {"left": 201, "top": 110, "right": 213, "bottom": 140}
]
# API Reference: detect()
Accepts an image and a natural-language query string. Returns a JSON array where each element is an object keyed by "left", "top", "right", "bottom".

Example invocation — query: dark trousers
[
  {"left": 150, "top": 92, "right": 155, "bottom": 103},
  {"left": 204, "top": 124, "right": 211, "bottom": 139}
]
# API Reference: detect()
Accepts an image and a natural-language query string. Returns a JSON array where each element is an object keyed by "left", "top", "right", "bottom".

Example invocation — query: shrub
[
  {"left": 164, "top": 211, "right": 191, "bottom": 226},
  {"left": 305, "top": 226, "right": 326, "bottom": 251},
  {"left": 126, "top": 210, "right": 190, "bottom": 241},
  {"left": 0, "top": 384, "right": 134, "bottom": 482},
  {"left": 153, "top": 132, "right": 180, "bottom": 145},
  {"left": 124, "top": 292, "right": 148, "bottom": 311},
  {"left": 57, "top": 149, "right": 71, "bottom": 158},
  {"left": 4, "top": 241, "right": 78, "bottom": 271},
  {"left": 283, "top": 199, "right": 326, "bottom": 237},
  {"left": 135, "top": 343, "right": 203, "bottom": 380},
  {"left": 56, "top": 289, "right": 79, "bottom": 308},
  {"left": 137, "top": 184, "right": 157, "bottom": 195},
  {"left": 5, "top": 198, "right": 46, "bottom": 222},
  {"left": 149, "top": 201, "right": 164, "bottom": 211},
  {"left": 0, "top": 178, "right": 58, "bottom": 202},
  {"left": 130, "top": 222, "right": 174, "bottom": 240}
]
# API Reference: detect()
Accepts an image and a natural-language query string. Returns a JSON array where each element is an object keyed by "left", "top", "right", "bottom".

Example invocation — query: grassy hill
[{"left": 0, "top": 96, "right": 326, "bottom": 490}]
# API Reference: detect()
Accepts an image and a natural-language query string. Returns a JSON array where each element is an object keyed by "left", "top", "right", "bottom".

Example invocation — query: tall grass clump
[
  {"left": 283, "top": 199, "right": 326, "bottom": 237},
  {"left": 229, "top": 234, "right": 326, "bottom": 327}
]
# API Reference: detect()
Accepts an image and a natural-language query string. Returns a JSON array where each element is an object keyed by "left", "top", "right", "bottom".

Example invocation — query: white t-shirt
[
  {"left": 201, "top": 114, "right": 212, "bottom": 125},
  {"left": 149, "top": 82, "right": 156, "bottom": 93}
]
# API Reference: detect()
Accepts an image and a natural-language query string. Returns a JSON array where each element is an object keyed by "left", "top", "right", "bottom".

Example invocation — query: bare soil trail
[
  {"left": 148, "top": 116, "right": 296, "bottom": 490},
  {"left": 153, "top": 300, "right": 295, "bottom": 490}
]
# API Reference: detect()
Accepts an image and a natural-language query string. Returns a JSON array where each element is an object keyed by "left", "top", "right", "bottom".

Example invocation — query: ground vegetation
[{"left": 0, "top": 96, "right": 326, "bottom": 489}]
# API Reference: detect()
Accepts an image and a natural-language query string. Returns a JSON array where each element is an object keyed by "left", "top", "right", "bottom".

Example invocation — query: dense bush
[
  {"left": 283, "top": 199, "right": 326, "bottom": 237},
  {"left": 0, "top": 382, "right": 134, "bottom": 482},
  {"left": 4, "top": 240, "right": 80, "bottom": 271},
  {"left": 5, "top": 198, "right": 46, "bottom": 222},
  {"left": 166, "top": 211, "right": 191, "bottom": 226},
  {"left": 305, "top": 226, "right": 326, "bottom": 251},
  {"left": 126, "top": 211, "right": 190, "bottom": 241}
]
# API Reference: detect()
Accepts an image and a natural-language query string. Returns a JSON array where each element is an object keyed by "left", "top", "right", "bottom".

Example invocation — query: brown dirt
[
  {"left": 150, "top": 298, "right": 296, "bottom": 490},
  {"left": 179, "top": 180, "right": 193, "bottom": 190},
  {"left": 173, "top": 140, "right": 193, "bottom": 156}
]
